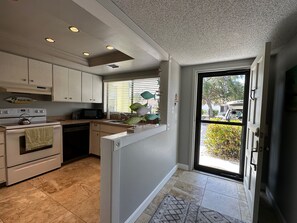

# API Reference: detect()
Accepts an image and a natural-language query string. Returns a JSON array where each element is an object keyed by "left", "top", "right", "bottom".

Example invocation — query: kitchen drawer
[
  {"left": 0, "top": 168, "right": 5, "bottom": 183},
  {"left": 100, "top": 124, "right": 127, "bottom": 134},
  {"left": 0, "top": 144, "right": 4, "bottom": 156},
  {"left": 91, "top": 122, "right": 101, "bottom": 131},
  {"left": 0, "top": 156, "right": 5, "bottom": 169},
  {"left": 0, "top": 132, "right": 4, "bottom": 144}
]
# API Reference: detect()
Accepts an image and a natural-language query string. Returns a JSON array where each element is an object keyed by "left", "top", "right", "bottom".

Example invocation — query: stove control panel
[
  {"left": 0, "top": 108, "right": 47, "bottom": 118},
  {"left": 34, "top": 109, "right": 45, "bottom": 114}
]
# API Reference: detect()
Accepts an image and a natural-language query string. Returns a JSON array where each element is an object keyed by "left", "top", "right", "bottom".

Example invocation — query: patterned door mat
[{"left": 149, "top": 194, "right": 244, "bottom": 223}]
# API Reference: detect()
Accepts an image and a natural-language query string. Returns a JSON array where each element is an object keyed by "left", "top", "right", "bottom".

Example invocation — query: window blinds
[{"left": 105, "top": 77, "right": 159, "bottom": 113}]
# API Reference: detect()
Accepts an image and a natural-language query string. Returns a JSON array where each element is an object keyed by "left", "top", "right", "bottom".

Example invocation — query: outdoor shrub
[
  {"left": 213, "top": 110, "right": 219, "bottom": 117},
  {"left": 204, "top": 123, "right": 241, "bottom": 160},
  {"left": 201, "top": 109, "right": 207, "bottom": 115}
]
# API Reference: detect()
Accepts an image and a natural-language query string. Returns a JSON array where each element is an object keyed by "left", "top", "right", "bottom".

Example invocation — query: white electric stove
[{"left": 0, "top": 108, "right": 62, "bottom": 185}]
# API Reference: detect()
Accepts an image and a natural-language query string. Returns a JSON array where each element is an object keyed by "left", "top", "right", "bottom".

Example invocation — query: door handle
[
  {"left": 250, "top": 89, "right": 256, "bottom": 100},
  {"left": 255, "top": 128, "right": 260, "bottom": 137},
  {"left": 250, "top": 141, "right": 258, "bottom": 171}
]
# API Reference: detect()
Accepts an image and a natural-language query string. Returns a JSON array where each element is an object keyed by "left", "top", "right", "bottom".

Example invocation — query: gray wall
[
  {"left": 267, "top": 34, "right": 297, "bottom": 223},
  {"left": 119, "top": 131, "right": 176, "bottom": 222},
  {"left": 0, "top": 92, "right": 98, "bottom": 116},
  {"left": 178, "top": 59, "right": 254, "bottom": 166},
  {"left": 119, "top": 59, "right": 180, "bottom": 222}
]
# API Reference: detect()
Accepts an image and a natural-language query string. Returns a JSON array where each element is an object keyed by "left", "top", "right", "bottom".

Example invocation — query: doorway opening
[{"left": 194, "top": 70, "right": 250, "bottom": 180}]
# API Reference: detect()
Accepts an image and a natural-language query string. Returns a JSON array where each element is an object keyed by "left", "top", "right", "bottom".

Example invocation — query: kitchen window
[{"left": 104, "top": 77, "right": 160, "bottom": 113}]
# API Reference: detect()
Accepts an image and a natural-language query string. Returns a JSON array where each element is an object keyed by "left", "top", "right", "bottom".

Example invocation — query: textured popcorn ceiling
[{"left": 111, "top": 0, "right": 297, "bottom": 65}]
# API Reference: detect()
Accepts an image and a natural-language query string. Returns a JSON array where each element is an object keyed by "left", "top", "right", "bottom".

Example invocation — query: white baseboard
[
  {"left": 125, "top": 165, "right": 178, "bottom": 223},
  {"left": 266, "top": 187, "right": 287, "bottom": 223},
  {"left": 177, "top": 163, "right": 189, "bottom": 170}
]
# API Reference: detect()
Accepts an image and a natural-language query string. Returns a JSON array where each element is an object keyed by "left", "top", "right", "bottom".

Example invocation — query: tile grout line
[
  {"left": 204, "top": 188, "right": 239, "bottom": 200},
  {"left": 47, "top": 192, "right": 88, "bottom": 223},
  {"left": 236, "top": 184, "right": 245, "bottom": 221},
  {"left": 198, "top": 174, "right": 244, "bottom": 220},
  {"left": 26, "top": 168, "right": 97, "bottom": 223},
  {"left": 29, "top": 179, "right": 88, "bottom": 223},
  {"left": 200, "top": 175, "right": 209, "bottom": 207}
]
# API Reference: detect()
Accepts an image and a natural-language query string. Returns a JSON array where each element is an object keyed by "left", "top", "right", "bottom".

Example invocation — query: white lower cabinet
[
  {"left": 90, "top": 130, "right": 100, "bottom": 156},
  {"left": 90, "top": 123, "right": 127, "bottom": 156},
  {"left": 0, "top": 132, "right": 5, "bottom": 183}
]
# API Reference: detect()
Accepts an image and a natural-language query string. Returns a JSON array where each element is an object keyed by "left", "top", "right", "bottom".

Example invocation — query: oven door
[{"left": 5, "top": 125, "right": 62, "bottom": 167}]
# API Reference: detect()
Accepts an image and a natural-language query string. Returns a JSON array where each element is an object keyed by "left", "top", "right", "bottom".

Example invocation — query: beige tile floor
[
  {"left": 0, "top": 157, "right": 100, "bottom": 223},
  {"left": 136, "top": 169, "right": 252, "bottom": 223},
  {"left": 0, "top": 158, "right": 276, "bottom": 223}
]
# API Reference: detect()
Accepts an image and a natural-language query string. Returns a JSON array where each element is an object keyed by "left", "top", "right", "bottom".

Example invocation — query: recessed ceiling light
[
  {"left": 83, "top": 52, "right": 90, "bottom": 56},
  {"left": 69, "top": 26, "right": 79, "bottom": 33},
  {"left": 45, "top": 37, "right": 55, "bottom": 43},
  {"left": 106, "top": 45, "right": 114, "bottom": 50}
]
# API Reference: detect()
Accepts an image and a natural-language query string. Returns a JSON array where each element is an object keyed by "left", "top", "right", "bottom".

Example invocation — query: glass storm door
[{"left": 194, "top": 70, "right": 250, "bottom": 180}]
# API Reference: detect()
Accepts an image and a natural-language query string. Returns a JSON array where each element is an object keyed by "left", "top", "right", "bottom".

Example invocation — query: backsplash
[{"left": 0, "top": 93, "right": 102, "bottom": 116}]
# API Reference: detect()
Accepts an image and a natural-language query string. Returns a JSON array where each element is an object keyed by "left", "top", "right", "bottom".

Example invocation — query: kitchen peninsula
[{"left": 100, "top": 124, "right": 170, "bottom": 223}]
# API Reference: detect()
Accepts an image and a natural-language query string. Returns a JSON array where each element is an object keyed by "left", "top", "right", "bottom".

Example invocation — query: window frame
[{"left": 104, "top": 77, "right": 160, "bottom": 114}]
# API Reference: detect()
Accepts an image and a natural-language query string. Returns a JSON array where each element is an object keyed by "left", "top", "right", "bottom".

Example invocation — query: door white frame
[{"left": 187, "top": 59, "right": 254, "bottom": 170}]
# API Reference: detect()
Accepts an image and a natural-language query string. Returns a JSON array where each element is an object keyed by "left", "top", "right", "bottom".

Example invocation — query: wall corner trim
[
  {"left": 177, "top": 163, "right": 190, "bottom": 170},
  {"left": 124, "top": 165, "right": 178, "bottom": 223},
  {"left": 266, "top": 187, "right": 287, "bottom": 223}
]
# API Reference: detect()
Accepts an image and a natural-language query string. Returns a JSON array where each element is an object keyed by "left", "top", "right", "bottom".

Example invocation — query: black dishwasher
[{"left": 63, "top": 123, "right": 90, "bottom": 163}]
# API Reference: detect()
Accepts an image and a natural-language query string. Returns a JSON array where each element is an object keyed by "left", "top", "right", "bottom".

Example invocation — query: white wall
[
  {"left": 178, "top": 59, "right": 254, "bottom": 167},
  {"left": 118, "top": 130, "right": 176, "bottom": 222}
]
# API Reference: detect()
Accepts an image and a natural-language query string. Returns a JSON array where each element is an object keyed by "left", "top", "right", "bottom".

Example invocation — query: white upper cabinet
[
  {"left": 82, "top": 72, "right": 102, "bottom": 103},
  {"left": 82, "top": 72, "right": 93, "bottom": 103},
  {"left": 92, "top": 75, "right": 102, "bottom": 103},
  {"left": 68, "top": 69, "right": 82, "bottom": 102},
  {"left": 53, "top": 65, "right": 81, "bottom": 102},
  {"left": 28, "top": 59, "right": 52, "bottom": 87},
  {"left": 0, "top": 51, "right": 28, "bottom": 84},
  {"left": 53, "top": 65, "right": 68, "bottom": 101},
  {"left": 0, "top": 52, "right": 52, "bottom": 88}
]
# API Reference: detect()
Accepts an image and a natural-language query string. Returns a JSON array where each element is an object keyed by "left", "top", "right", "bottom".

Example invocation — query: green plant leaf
[
  {"left": 145, "top": 114, "right": 159, "bottom": 121},
  {"left": 124, "top": 116, "right": 146, "bottom": 125},
  {"left": 130, "top": 103, "right": 144, "bottom": 111},
  {"left": 140, "top": 91, "right": 155, "bottom": 100}
]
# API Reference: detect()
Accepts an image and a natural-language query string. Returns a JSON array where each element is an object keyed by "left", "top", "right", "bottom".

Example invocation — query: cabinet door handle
[
  {"left": 64, "top": 97, "right": 67, "bottom": 99},
  {"left": 69, "top": 97, "right": 72, "bottom": 100},
  {"left": 30, "top": 80, "right": 34, "bottom": 82},
  {"left": 89, "top": 99, "right": 92, "bottom": 101},
  {"left": 22, "top": 78, "right": 27, "bottom": 82}
]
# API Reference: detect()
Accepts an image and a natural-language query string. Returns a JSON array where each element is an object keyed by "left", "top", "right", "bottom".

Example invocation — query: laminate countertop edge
[{"left": 55, "top": 119, "right": 132, "bottom": 128}]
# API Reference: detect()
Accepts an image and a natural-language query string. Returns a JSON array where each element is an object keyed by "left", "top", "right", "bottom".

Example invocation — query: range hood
[{"left": 0, "top": 82, "right": 51, "bottom": 95}]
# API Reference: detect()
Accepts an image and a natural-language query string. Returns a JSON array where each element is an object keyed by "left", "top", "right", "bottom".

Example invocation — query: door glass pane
[
  {"left": 201, "top": 75, "right": 245, "bottom": 123},
  {"left": 199, "top": 123, "right": 242, "bottom": 174}
]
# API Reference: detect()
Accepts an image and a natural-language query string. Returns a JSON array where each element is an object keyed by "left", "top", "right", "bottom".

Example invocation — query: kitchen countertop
[{"left": 57, "top": 119, "right": 132, "bottom": 128}]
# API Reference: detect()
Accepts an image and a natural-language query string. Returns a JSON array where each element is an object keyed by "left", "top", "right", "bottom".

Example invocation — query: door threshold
[{"left": 192, "top": 169, "right": 243, "bottom": 183}]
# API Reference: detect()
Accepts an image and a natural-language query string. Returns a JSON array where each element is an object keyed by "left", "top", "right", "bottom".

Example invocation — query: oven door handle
[
  {"left": 6, "top": 129, "right": 25, "bottom": 134},
  {"left": 6, "top": 125, "right": 61, "bottom": 134}
]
